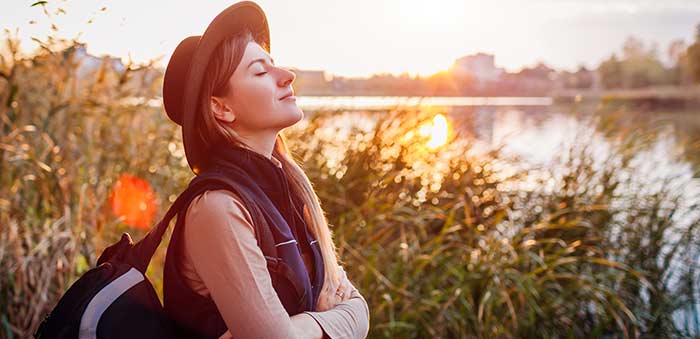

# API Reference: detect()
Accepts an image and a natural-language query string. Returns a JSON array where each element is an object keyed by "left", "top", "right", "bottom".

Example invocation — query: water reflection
[
  {"left": 415, "top": 113, "right": 449, "bottom": 149},
  {"left": 297, "top": 95, "right": 552, "bottom": 110},
  {"left": 298, "top": 95, "right": 699, "bottom": 175},
  {"left": 298, "top": 99, "right": 700, "bottom": 194}
]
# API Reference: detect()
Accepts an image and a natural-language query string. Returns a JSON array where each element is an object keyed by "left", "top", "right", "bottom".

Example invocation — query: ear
[{"left": 210, "top": 96, "right": 236, "bottom": 123}]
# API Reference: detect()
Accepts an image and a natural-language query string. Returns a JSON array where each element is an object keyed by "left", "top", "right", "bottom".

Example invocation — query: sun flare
[{"left": 417, "top": 114, "right": 450, "bottom": 149}]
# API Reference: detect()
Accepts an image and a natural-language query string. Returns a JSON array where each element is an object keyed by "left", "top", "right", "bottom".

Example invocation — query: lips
[{"left": 279, "top": 90, "right": 294, "bottom": 100}]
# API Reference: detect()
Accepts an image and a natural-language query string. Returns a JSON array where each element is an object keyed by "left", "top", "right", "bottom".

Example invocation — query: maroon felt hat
[{"left": 162, "top": 1, "right": 270, "bottom": 174}]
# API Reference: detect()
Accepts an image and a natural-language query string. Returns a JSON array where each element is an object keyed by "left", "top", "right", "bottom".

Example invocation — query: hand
[
  {"left": 315, "top": 266, "right": 354, "bottom": 311},
  {"left": 335, "top": 267, "right": 354, "bottom": 303}
]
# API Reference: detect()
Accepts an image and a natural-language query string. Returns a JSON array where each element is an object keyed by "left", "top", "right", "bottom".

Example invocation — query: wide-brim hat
[{"left": 162, "top": 1, "right": 270, "bottom": 174}]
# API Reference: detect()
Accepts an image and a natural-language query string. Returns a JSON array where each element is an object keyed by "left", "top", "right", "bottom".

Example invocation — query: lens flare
[{"left": 109, "top": 173, "right": 158, "bottom": 230}]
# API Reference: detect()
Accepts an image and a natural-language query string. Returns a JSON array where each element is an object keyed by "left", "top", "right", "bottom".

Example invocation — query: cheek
[
  {"left": 237, "top": 80, "right": 272, "bottom": 103},
  {"left": 230, "top": 79, "right": 276, "bottom": 116}
]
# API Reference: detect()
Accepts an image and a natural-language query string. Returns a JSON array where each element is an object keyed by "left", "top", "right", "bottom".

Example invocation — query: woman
[{"left": 160, "top": 2, "right": 370, "bottom": 338}]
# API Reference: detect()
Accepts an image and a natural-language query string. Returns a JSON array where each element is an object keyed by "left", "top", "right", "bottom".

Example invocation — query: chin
[
  {"left": 294, "top": 107, "right": 304, "bottom": 121},
  {"left": 276, "top": 108, "right": 304, "bottom": 128},
  {"left": 287, "top": 106, "right": 304, "bottom": 122}
]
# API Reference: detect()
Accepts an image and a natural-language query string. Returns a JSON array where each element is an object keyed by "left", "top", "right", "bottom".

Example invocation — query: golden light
[{"left": 417, "top": 114, "right": 450, "bottom": 149}]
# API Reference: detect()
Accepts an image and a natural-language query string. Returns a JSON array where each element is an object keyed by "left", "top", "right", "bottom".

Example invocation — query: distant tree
[
  {"left": 598, "top": 54, "right": 623, "bottom": 89},
  {"left": 559, "top": 65, "right": 593, "bottom": 89},
  {"left": 573, "top": 65, "right": 594, "bottom": 89},
  {"left": 597, "top": 36, "right": 674, "bottom": 89},
  {"left": 667, "top": 39, "right": 688, "bottom": 85},
  {"left": 686, "top": 23, "right": 700, "bottom": 84},
  {"left": 619, "top": 37, "right": 667, "bottom": 88},
  {"left": 426, "top": 71, "right": 459, "bottom": 95},
  {"left": 668, "top": 39, "right": 687, "bottom": 64},
  {"left": 622, "top": 36, "right": 646, "bottom": 60},
  {"left": 517, "top": 62, "right": 555, "bottom": 80}
]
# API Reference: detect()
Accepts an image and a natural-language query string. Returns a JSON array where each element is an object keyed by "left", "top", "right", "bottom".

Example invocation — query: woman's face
[{"left": 210, "top": 41, "right": 302, "bottom": 136}]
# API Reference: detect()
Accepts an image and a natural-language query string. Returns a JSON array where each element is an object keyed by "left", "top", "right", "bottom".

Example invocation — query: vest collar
[{"left": 204, "top": 144, "right": 284, "bottom": 192}]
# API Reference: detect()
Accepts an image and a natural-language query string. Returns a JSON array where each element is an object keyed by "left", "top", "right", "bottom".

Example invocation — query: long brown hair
[{"left": 193, "top": 27, "right": 341, "bottom": 293}]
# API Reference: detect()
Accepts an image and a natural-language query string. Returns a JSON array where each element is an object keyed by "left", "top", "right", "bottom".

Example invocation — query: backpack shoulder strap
[
  {"left": 188, "top": 173, "right": 279, "bottom": 261},
  {"left": 112, "top": 172, "right": 277, "bottom": 274}
]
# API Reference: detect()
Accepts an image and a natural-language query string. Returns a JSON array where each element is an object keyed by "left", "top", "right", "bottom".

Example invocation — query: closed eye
[{"left": 256, "top": 72, "right": 267, "bottom": 76}]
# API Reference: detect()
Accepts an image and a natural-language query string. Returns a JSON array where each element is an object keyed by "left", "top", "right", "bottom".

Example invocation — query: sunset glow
[{"left": 1, "top": 0, "right": 696, "bottom": 78}]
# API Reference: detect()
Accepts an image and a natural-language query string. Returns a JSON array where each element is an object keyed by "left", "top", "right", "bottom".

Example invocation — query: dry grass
[{"left": 2, "top": 37, "right": 699, "bottom": 339}]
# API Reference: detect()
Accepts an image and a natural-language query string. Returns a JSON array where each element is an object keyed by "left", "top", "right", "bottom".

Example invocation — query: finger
[
  {"left": 333, "top": 279, "right": 353, "bottom": 303},
  {"left": 334, "top": 276, "right": 348, "bottom": 295},
  {"left": 341, "top": 280, "right": 354, "bottom": 301},
  {"left": 332, "top": 268, "right": 347, "bottom": 294}
]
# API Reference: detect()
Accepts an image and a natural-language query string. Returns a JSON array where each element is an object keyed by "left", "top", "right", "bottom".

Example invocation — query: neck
[{"left": 236, "top": 132, "right": 277, "bottom": 160}]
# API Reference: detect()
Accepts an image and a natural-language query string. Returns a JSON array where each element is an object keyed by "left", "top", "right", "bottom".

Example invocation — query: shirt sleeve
[
  {"left": 183, "top": 189, "right": 297, "bottom": 339},
  {"left": 302, "top": 274, "right": 371, "bottom": 339}
]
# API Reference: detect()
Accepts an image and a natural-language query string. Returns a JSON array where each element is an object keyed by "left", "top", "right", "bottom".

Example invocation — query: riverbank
[{"left": 552, "top": 85, "right": 700, "bottom": 111}]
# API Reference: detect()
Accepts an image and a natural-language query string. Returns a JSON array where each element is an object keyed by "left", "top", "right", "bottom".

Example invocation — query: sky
[{"left": 2, "top": 0, "right": 699, "bottom": 78}]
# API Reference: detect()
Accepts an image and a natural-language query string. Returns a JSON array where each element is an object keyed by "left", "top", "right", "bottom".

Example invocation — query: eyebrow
[{"left": 247, "top": 57, "right": 275, "bottom": 69}]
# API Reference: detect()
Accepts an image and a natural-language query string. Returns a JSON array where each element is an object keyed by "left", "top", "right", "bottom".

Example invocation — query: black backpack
[{"left": 33, "top": 172, "right": 278, "bottom": 339}]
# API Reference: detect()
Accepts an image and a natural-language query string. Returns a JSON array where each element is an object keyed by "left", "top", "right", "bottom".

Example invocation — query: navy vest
[{"left": 163, "top": 145, "right": 325, "bottom": 339}]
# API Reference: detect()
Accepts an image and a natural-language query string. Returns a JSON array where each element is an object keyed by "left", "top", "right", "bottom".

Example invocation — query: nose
[{"left": 277, "top": 67, "right": 295, "bottom": 87}]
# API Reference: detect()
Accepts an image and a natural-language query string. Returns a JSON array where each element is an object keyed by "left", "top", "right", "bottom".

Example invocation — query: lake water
[{"left": 298, "top": 96, "right": 700, "bottom": 177}]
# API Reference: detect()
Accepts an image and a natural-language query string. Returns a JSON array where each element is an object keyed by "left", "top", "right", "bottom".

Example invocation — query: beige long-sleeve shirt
[{"left": 180, "top": 156, "right": 369, "bottom": 339}]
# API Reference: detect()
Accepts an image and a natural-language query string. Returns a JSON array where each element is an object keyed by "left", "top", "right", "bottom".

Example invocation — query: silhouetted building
[{"left": 451, "top": 53, "right": 505, "bottom": 83}]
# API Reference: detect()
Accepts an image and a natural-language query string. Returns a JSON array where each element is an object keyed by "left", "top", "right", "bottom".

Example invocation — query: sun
[{"left": 417, "top": 114, "right": 450, "bottom": 149}]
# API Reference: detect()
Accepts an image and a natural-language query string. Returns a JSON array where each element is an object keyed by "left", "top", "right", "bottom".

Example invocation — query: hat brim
[
  {"left": 163, "top": 36, "right": 200, "bottom": 126},
  {"left": 182, "top": 1, "right": 270, "bottom": 174}
]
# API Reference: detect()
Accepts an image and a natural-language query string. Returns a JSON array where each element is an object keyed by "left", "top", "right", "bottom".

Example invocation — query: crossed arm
[{"left": 183, "top": 189, "right": 370, "bottom": 339}]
